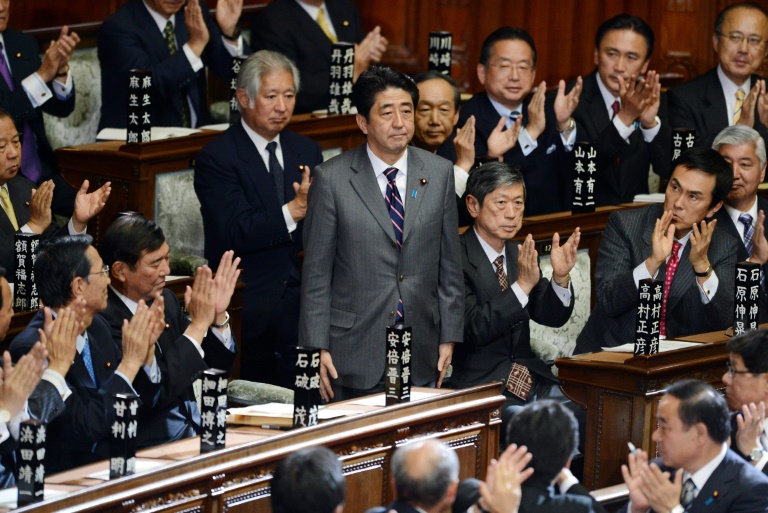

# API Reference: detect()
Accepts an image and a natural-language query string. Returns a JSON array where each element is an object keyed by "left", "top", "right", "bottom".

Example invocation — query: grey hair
[
  {"left": 391, "top": 440, "right": 459, "bottom": 508},
  {"left": 236, "top": 50, "right": 301, "bottom": 113},
  {"left": 466, "top": 160, "right": 526, "bottom": 206},
  {"left": 712, "top": 124, "right": 767, "bottom": 168}
]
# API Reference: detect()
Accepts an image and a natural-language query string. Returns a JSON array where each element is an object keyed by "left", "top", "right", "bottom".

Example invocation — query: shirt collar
[
  {"left": 487, "top": 95, "right": 521, "bottom": 121},
  {"left": 366, "top": 144, "right": 408, "bottom": 180},
  {"left": 143, "top": 0, "right": 176, "bottom": 32},
  {"left": 473, "top": 226, "right": 507, "bottom": 267},
  {"left": 110, "top": 285, "right": 140, "bottom": 315},
  {"left": 595, "top": 71, "right": 620, "bottom": 113},
  {"left": 294, "top": 0, "right": 327, "bottom": 20},
  {"left": 686, "top": 443, "right": 728, "bottom": 492},
  {"left": 717, "top": 65, "right": 751, "bottom": 103},
  {"left": 240, "top": 118, "right": 281, "bottom": 155}
]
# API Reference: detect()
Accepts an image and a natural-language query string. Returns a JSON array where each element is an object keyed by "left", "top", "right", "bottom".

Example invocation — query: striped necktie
[
  {"left": 316, "top": 8, "right": 337, "bottom": 43},
  {"left": 164, "top": 21, "right": 191, "bottom": 128},
  {"left": 0, "top": 187, "right": 18, "bottom": 231},
  {"left": 384, "top": 167, "right": 405, "bottom": 322},
  {"left": 734, "top": 88, "right": 746, "bottom": 124},
  {"left": 739, "top": 213, "right": 754, "bottom": 257}
]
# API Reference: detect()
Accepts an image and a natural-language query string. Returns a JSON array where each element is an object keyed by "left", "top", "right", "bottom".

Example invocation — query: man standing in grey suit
[
  {"left": 299, "top": 65, "right": 463, "bottom": 401},
  {"left": 576, "top": 147, "right": 737, "bottom": 353}
]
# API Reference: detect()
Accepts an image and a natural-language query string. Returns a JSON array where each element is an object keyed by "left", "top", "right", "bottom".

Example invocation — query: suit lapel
[
  {"left": 233, "top": 123, "right": 282, "bottom": 211},
  {"left": 712, "top": 208, "right": 748, "bottom": 261},
  {"left": 689, "top": 453, "right": 736, "bottom": 511},
  {"left": 666, "top": 242, "right": 693, "bottom": 313},
  {"left": 349, "top": 146, "right": 397, "bottom": 243},
  {"left": 585, "top": 72, "right": 612, "bottom": 135},
  {"left": 703, "top": 70, "right": 729, "bottom": 138},
  {"left": 326, "top": 1, "right": 356, "bottom": 43},
  {"left": 403, "top": 149, "right": 425, "bottom": 240},
  {"left": 465, "top": 228, "right": 504, "bottom": 300},
  {"left": 280, "top": 133, "right": 304, "bottom": 203},
  {"left": 133, "top": 2, "right": 173, "bottom": 65},
  {"left": 291, "top": 0, "right": 334, "bottom": 55}
]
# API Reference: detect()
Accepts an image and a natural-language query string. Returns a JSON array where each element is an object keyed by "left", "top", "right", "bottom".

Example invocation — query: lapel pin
[
  {"left": 420, "top": 178, "right": 427, "bottom": 185},
  {"left": 165, "top": 323, "right": 170, "bottom": 330},
  {"left": 15, "top": 53, "right": 20, "bottom": 59},
  {"left": 343, "top": 20, "right": 349, "bottom": 26},
  {"left": 105, "top": 361, "right": 112, "bottom": 369},
  {"left": 24, "top": 201, "right": 30, "bottom": 207},
  {"left": 412, "top": 190, "right": 417, "bottom": 198}
]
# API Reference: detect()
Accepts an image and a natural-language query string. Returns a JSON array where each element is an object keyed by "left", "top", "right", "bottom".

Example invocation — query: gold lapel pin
[
  {"left": 15, "top": 53, "right": 21, "bottom": 59},
  {"left": 343, "top": 20, "right": 349, "bottom": 26},
  {"left": 420, "top": 178, "right": 427, "bottom": 185}
]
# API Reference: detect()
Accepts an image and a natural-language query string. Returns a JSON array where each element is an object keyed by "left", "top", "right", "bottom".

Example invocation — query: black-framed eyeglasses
[
  {"left": 89, "top": 265, "right": 109, "bottom": 276},
  {"left": 717, "top": 31, "right": 765, "bottom": 48},
  {"left": 726, "top": 360, "right": 753, "bottom": 377}
]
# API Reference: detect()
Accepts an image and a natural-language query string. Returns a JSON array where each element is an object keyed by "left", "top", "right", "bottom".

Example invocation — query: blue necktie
[
  {"left": 384, "top": 167, "right": 405, "bottom": 322},
  {"left": 739, "top": 213, "right": 754, "bottom": 257},
  {"left": 81, "top": 334, "right": 97, "bottom": 386}
]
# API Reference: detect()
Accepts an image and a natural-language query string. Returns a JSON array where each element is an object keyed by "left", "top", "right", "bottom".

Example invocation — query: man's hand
[
  {"left": 752, "top": 210, "right": 768, "bottom": 265},
  {"left": 738, "top": 81, "right": 760, "bottom": 128},
  {"left": 617, "top": 74, "right": 653, "bottom": 127},
  {"left": 515, "top": 234, "right": 540, "bottom": 295},
  {"left": 525, "top": 82, "right": 546, "bottom": 141},
  {"left": 184, "top": 265, "right": 217, "bottom": 342},
  {"left": 638, "top": 464, "right": 683, "bottom": 513},
  {"left": 185, "top": 0, "right": 211, "bottom": 57},
  {"left": 287, "top": 165, "right": 312, "bottom": 222},
  {"left": 0, "top": 346, "right": 46, "bottom": 418},
  {"left": 118, "top": 300, "right": 157, "bottom": 380},
  {"left": 454, "top": 115, "right": 476, "bottom": 172},
  {"left": 72, "top": 180, "right": 111, "bottom": 232},
  {"left": 646, "top": 210, "right": 675, "bottom": 276},
  {"left": 27, "top": 180, "right": 55, "bottom": 234},
  {"left": 554, "top": 77, "right": 582, "bottom": 128},
  {"left": 754, "top": 80, "right": 768, "bottom": 128},
  {"left": 37, "top": 40, "right": 64, "bottom": 83},
  {"left": 689, "top": 218, "right": 717, "bottom": 280},
  {"left": 319, "top": 349, "right": 338, "bottom": 402},
  {"left": 145, "top": 293, "right": 165, "bottom": 366},
  {"left": 213, "top": 250, "right": 241, "bottom": 322},
  {"left": 735, "top": 401, "right": 766, "bottom": 459},
  {"left": 53, "top": 25, "right": 81, "bottom": 78},
  {"left": 437, "top": 342, "right": 453, "bottom": 387},
  {"left": 478, "top": 444, "right": 534, "bottom": 513},
  {"left": 353, "top": 26, "right": 388, "bottom": 81},
  {"left": 550, "top": 228, "right": 580, "bottom": 285},
  {"left": 215, "top": 0, "right": 243, "bottom": 40},
  {"left": 39, "top": 306, "right": 80, "bottom": 378},
  {"left": 621, "top": 449, "right": 652, "bottom": 513},
  {"left": 488, "top": 115, "right": 522, "bottom": 158},
  {"left": 639, "top": 71, "right": 661, "bottom": 128}
]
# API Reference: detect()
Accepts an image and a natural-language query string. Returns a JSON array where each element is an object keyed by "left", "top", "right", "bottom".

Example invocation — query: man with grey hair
[
  {"left": 194, "top": 50, "right": 323, "bottom": 386},
  {"left": 711, "top": 124, "right": 768, "bottom": 322}
]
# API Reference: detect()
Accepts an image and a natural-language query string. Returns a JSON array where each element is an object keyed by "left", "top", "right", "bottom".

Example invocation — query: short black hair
[
  {"left": 352, "top": 65, "right": 419, "bottom": 120},
  {"left": 506, "top": 400, "right": 579, "bottom": 485},
  {"left": 595, "top": 14, "right": 654, "bottom": 59},
  {"left": 479, "top": 27, "right": 537, "bottom": 68},
  {"left": 413, "top": 71, "right": 461, "bottom": 110},
  {"left": 35, "top": 235, "right": 93, "bottom": 309},
  {"left": 665, "top": 379, "right": 730, "bottom": 444},
  {"left": 0, "top": 108, "right": 11, "bottom": 123},
  {"left": 715, "top": 2, "right": 768, "bottom": 35},
  {"left": 466, "top": 161, "right": 526, "bottom": 206},
  {"left": 727, "top": 329, "right": 768, "bottom": 374},
  {"left": 670, "top": 146, "right": 734, "bottom": 208},
  {"left": 271, "top": 446, "right": 345, "bottom": 513},
  {"left": 100, "top": 213, "right": 165, "bottom": 270}
]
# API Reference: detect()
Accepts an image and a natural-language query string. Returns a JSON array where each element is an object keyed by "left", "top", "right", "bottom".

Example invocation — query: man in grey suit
[
  {"left": 299, "top": 65, "right": 464, "bottom": 401},
  {"left": 576, "top": 147, "right": 737, "bottom": 353}
]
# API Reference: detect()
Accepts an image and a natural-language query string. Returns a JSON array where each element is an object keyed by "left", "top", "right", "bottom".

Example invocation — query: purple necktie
[
  {"left": 384, "top": 166, "right": 405, "bottom": 323},
  {"left": 0, "top": 43, "right": 43, "bottom": 182}
]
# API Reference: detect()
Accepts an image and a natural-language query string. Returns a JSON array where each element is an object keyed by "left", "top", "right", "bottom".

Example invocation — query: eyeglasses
[
  {"left": 726, "top": 360, "right": 753, "bottom": 377},
  {"left": 487, "top": 62, "right": 533, "bottom": 77},
  {"left": 89, "top": 265, "right": 109, "bottom": 276},
  {"left": 717, "top": 31, "right": 766, "bottom": 48}
]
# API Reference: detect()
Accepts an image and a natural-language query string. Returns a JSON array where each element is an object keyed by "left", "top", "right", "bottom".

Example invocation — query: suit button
[
  {"left": 281, "top": 280, "right": 288, "bottom": 286},
  {"left": 392, "top": 241, "right": 397, "bottom": 248},
  {"left": 389, "top": 311, "right": 395, "bottom": 318},
  {"left": 399, "top": 275, "right": 405, "bottom": 282}
]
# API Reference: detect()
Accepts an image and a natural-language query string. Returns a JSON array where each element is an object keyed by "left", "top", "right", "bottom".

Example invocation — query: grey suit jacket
[
  {"left": 576, "top": 203, "right": 737, "bottom": 353},
  {"left": 299, "top": 145, "right": 464, "bottom": 389}
]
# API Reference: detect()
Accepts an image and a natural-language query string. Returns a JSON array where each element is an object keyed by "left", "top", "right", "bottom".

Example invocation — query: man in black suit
[
  {"left": 195, "top": 51, "right": 322, "bottom": 387},
  {"left": 621, "top": 379, "right": 768, "bottom": 513},
  {"left": 454, "top": 161, "right": 581, "bottom": 430},
  {"left": 98, "top": 0, "right": 247, "bottom": 129},
  {"left": 722, "top": 330, "right": 768, "bottom": 475},
  {"left": 575, "top": 148, "right": 737, "bottom": 353},
  {"left": 251, "top": 0, "right": 387, "bottom": 114},
  {"left": 0, "top": 108, "right": 111, "bottom": 279},
  {"left": 9, "top": 235, "right": 161, "bottom": 473},
  {"left": 445, "top": 27, "right": 582, "bottom": 216},
  {"left": 711, "top": 125, "right": 768, "bottom": 322},
  {"left": 506, "top": 400, "right": 607, "bottom": 513},
  {"left": 271, "top": 446, "right": 346, "bottom": 513},
  {"left": 569, "top": 15, "right": 671, "bottom": 206},
  {"left": 0, "top": 1, "right": 80, "bottom": 214},
  {"left": 98, "top": 214, "right": 240, "bottom": 449},
  {"left": 669, "top": 3, "right": 768, "bottom": 148}
]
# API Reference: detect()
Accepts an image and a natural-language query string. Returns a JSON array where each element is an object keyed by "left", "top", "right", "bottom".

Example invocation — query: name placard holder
[
  {"left": 385, "top": 324, "right": 412, "bottom": 406},
  {"left": 328, "top": 42, "right": 355, "bottom": 115},
  {"left": 13, "top": 232, "right": 39, "bottom": 313},
  {"left": 109, "top": 393, "right": 139, "bottom": 479},
  {"left": 572, "top": 142, "right": 596, "bottom": 214},
  {"left": 293, "top": 347, "right": 321, "bottom": 428},
  {"left": 229, "top": 57, "right": 246, "bottom": 125},
  {"left": 734, "top": 261, "right": 760, "bottom": 335},
  {"left": 16, "top": 419, "right": 46, "bottom": 506},
  {"left": 428, "top": 31, "right": 452, "bottom": 75},
  {"left": 126, "top": 70, "right": 153, "bottom": 144},
  {"left": 672, "top": 128, "right": 696, "bottom": 162},
  {"left": 200, "top": 368, "right": 228, "bottom": 452},
  {"left": 634, "top": 278, "right": 663, "bottom": 355}
]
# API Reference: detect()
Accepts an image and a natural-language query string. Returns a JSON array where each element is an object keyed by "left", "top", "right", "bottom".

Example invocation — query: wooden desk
[
  {"left": 556, "top": 332, "right": 729, "bottom": 490},
  {"left": 11, "top": 384, "right": 504, "bottom": 513}
]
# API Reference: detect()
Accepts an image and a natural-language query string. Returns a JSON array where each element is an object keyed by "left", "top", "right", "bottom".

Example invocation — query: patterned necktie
[
  {"left": 734, "top": 88, "right": 746, "bottom": 124},
  {"left": 0, "top": 187, "right": 18, "bottom": 231},
  {"left": 494, "top": 255, "right": 509, "bottom": 290},
  {"left": 164, "top": 21, "right": 191, "bottom": 128},
  {"left": 316, "top": 8, "right": 337, "bottom": 43},
  {"left": 509, "top": 110, "right": 520, "bottom": 127},
  {"left": 384, "top": 167, "right": 405, "bottom": 322},
  {"left": 81, "top": 334, "right": 97, "bottom": 386},
  {"left": 611, "top": 100, "right": 621, "bottom": 120},
  {"left": 739, "top": 213, "right": 754, "bottom": 257},
  {"left": 0, "top": 43, "right": 42, "bottom": 182},
  {"left": 266, "top": 141, "right": 286, "bottom": 206},
  {"left": 680, "top": 477, "right": 697, "bottom": 511},
  {"left": 660, "top": 240, "right": 682, "bottom": 337}
]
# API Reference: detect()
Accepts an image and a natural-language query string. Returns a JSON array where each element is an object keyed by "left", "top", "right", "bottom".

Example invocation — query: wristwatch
[
  {"left": 669, "top": 504, "right": 685, "bottom": 513},
  {"left": 693, "top": 264, "right": 713, "bottom": 278},
  {"left": 211, "top": 311, "right": 230, "bottom": 330},
  {"left": 558, "top": 117, "right": 575, "bottom": 136},
  {"left": 749, "top": 447, "right": 765, "bottom": 462}
]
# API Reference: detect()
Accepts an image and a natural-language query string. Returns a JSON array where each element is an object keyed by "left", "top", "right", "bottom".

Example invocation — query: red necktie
[
  {"left": 611, "top": 100, "right": 620, "bottom": 120},
  {"left": 660, "top": 241, "right": 682, "bottom": 337}
]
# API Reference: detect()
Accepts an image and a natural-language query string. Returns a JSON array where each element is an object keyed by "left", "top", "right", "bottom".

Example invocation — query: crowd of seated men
[{"left": 0, "top": 1, "right": 767, "bottom": 510}]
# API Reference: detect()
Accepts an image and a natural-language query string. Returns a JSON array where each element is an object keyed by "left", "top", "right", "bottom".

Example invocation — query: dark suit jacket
[
  {"left": 250, "top": 0, "right": 365, "bottom": 114},
  {"left": 299, "top": 145, "right": 464, "bottom": 390},
  {"left": 447, "top": 92, "right": 572, "bottom": 216},
  {"left": 520, "top": 482, "right": 607, "bottom": 513},
  {"left": 712, "top": 196, "right": 768, "bottom": 323},
  {"left": 9, "top": 312, "right": 139, "bottom": 473},
  {"left": 729, "top": 411, "right": 768, "bottom": 476},
  {"left": 568, "top": 71, "right": 672, "bottom": 205},
  {"left": 365, "top": 499, "right": 421, "bottom": 513},
  {"left": 669, "top": 68, "right": 768, "bottom": 149},
  {"left": 97, "top": 287, "right": 236, "bottom": 448},
  {"left": 194, "top": 122, "right": 322, "bottom": 335},
  {"left": 452, "top": 228, "right": 573, "bottom": 389},
  {"left": 576, "top": 203, "right": 737, "bottom": 353},
  {"left": 97, "top": 0, "right": 240, "bottom": 129},
  {"left": 0, "top": 28, "right": 75, "bottom": 182},
  {"left": 0, "top": 174, "right": 68, "bottom": 277}
]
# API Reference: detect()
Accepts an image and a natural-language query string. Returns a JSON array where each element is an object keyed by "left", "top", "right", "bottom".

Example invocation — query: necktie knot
[
  {"left": 493, "top": 254, "right": 509, "bottom": 291},
  {"left": 739, "top": 213, "right": 753, "bottom": 227},
  {"left": 736, "top": 88, "right": 746, "bottom": 101},
  {"left": 493, "top": 255, "right": 504, "bottom": 270},
  {"left": 611, "top": 100, "right": 621, "bottom": 118},
  {"left": 266, "top": 140, "right": 278, "bottom": 156},
  {"left": 384, "top": 166, "right": 399, "bottom": 184},
  {"left": 680, "top": 477, "right": 697, "bottom": 510},
  {"left": 671, "top": 240, "right": 682, "bottom": 259},
  {"left": 734, "top": 88, "right": 746, "bottom": 123},
  {"left": 509, "top": 111, "right": 521, "bottom": 123},
  {"left": 739, "top": 213, "right": 756, "bottom": 256}
]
